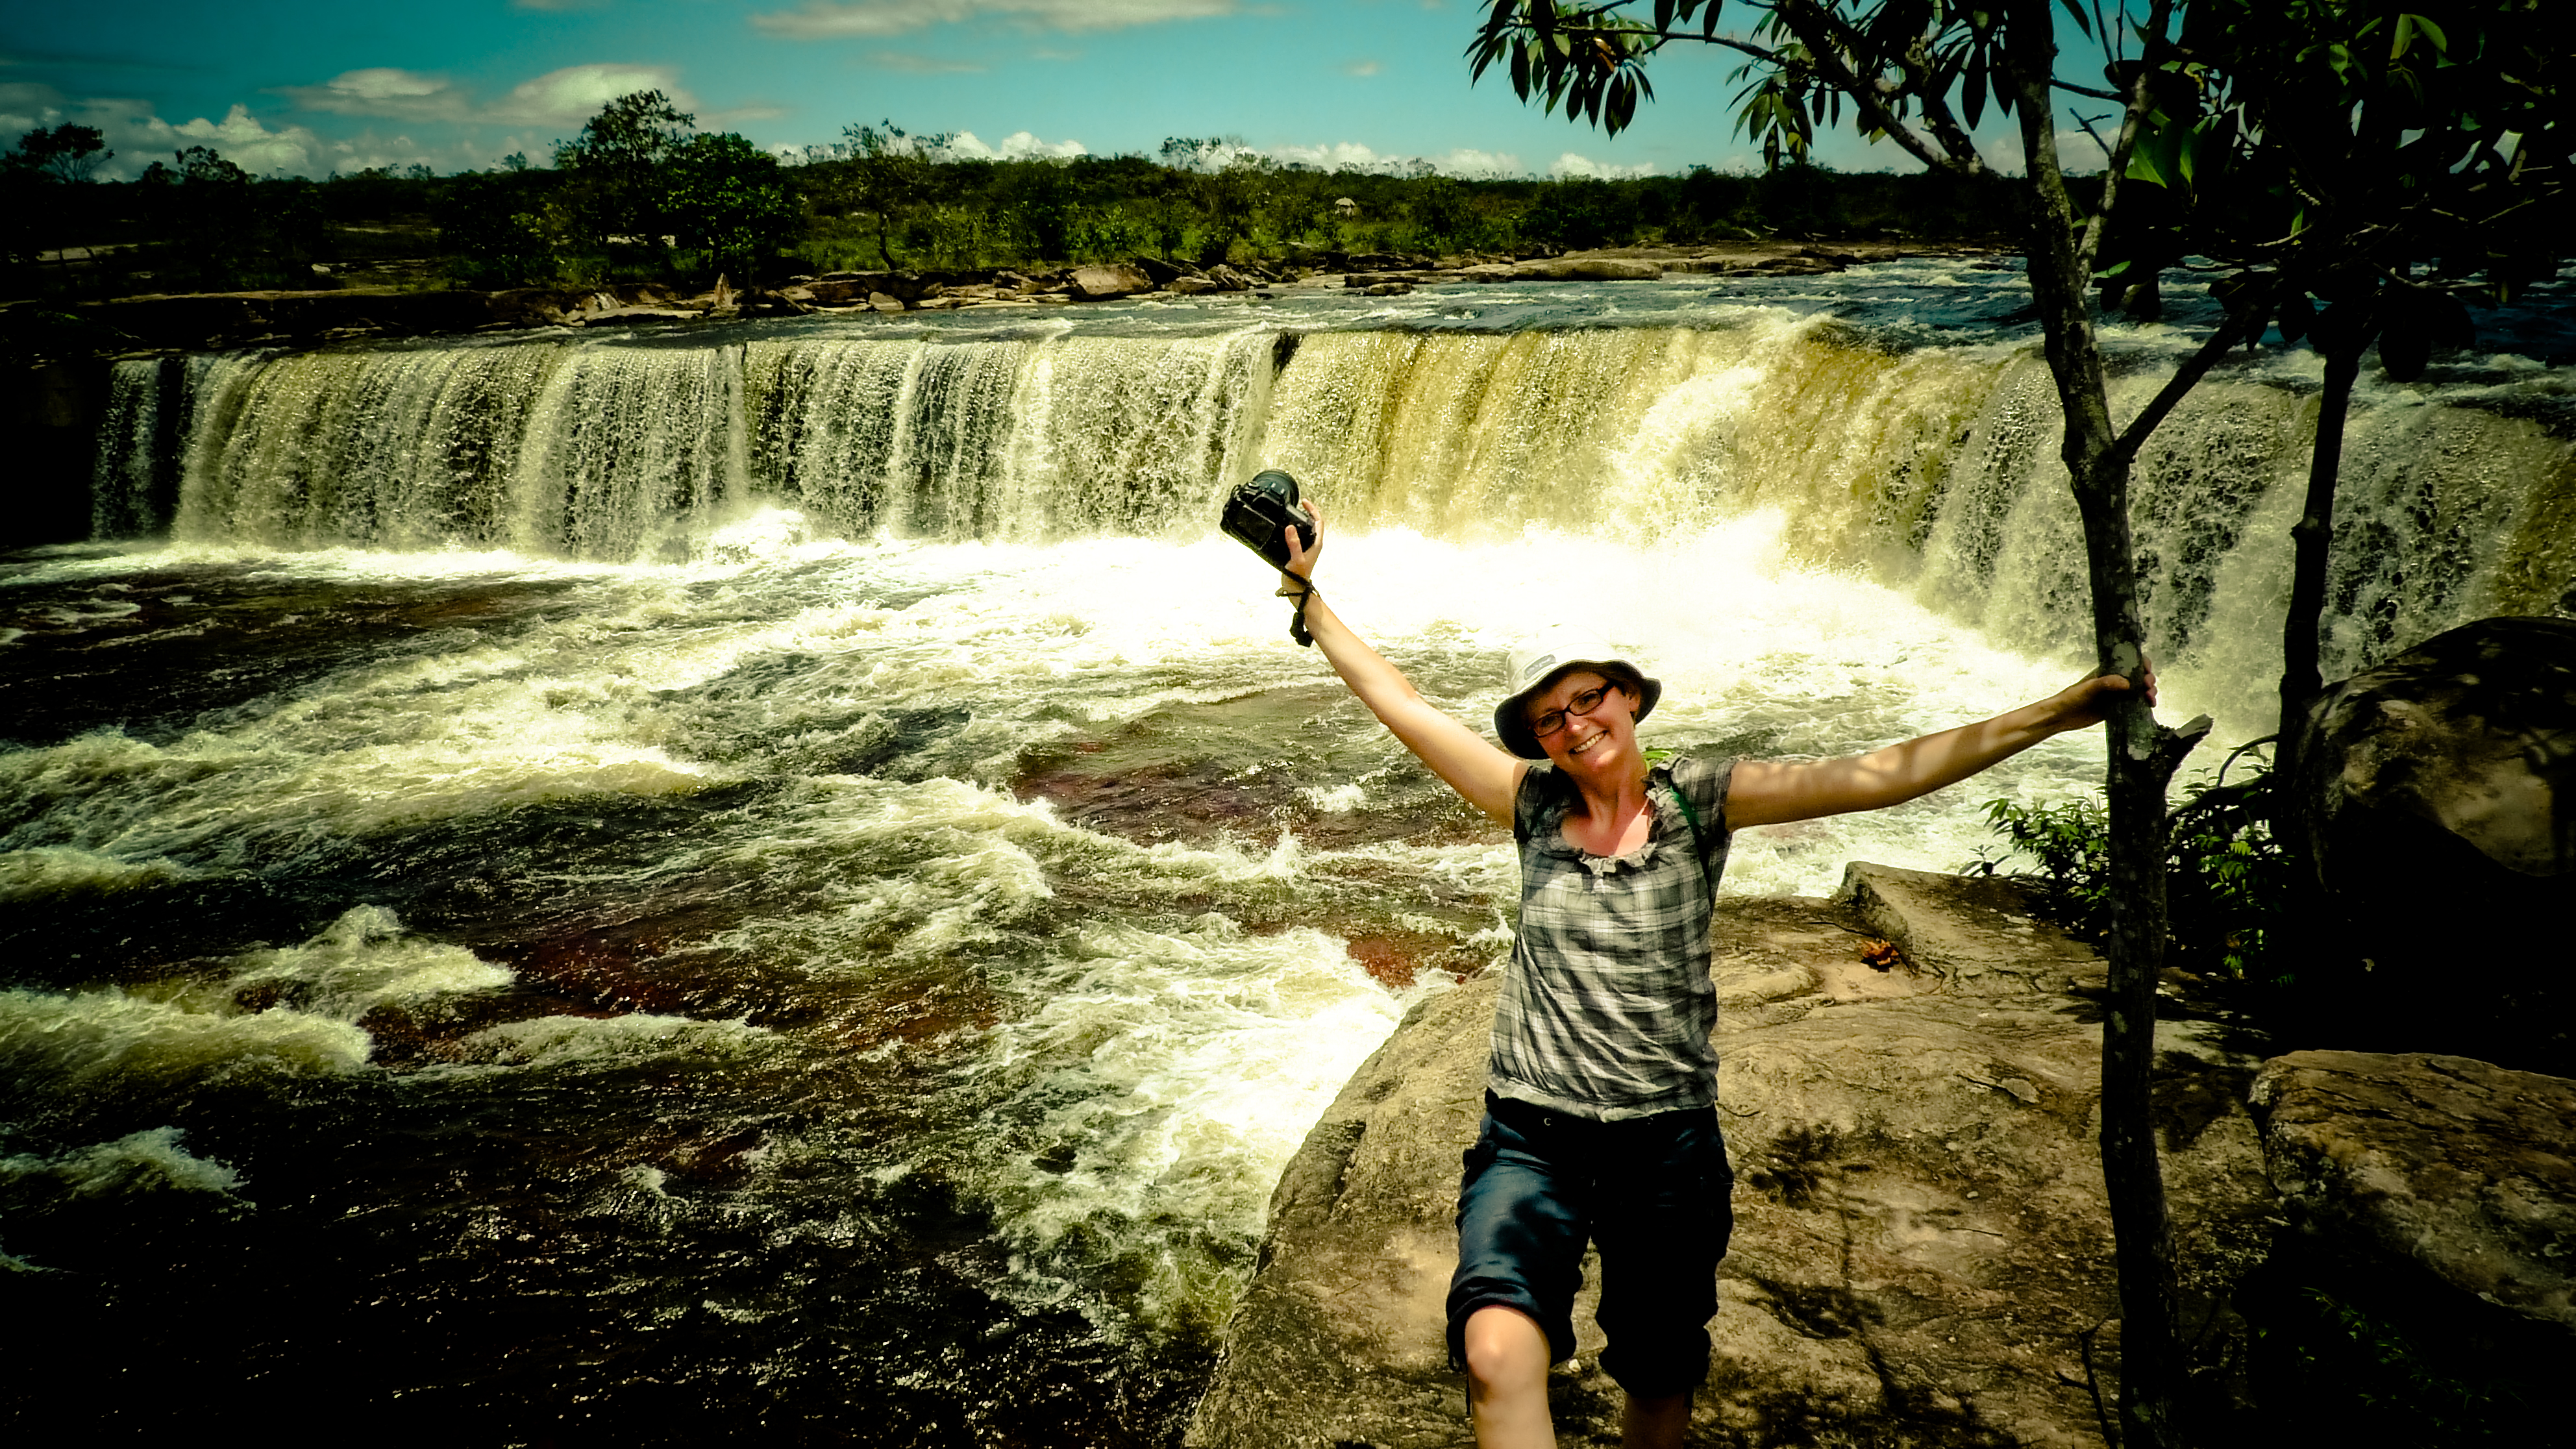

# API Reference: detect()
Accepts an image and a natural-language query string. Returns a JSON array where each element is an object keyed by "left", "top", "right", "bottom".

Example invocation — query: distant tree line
[{"left": 3, "top": 93, "right": 2026, "bottom": 301}]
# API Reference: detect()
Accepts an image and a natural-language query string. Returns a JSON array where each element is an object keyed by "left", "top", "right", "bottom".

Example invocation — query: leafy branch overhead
[
  {"left": 2102, "top": 0, "right": 2571, "bottom": 380},
  {"left": 1470, "top": 1, "right": 2116, "bottom": 173}
]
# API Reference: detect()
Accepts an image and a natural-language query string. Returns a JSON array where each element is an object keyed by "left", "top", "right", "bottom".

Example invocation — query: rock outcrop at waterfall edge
[
  {"left": 1186, "top": 867, "right": 2281, "bottom": 1449},
  {"left": 2286, "top": 615, "right": 2576, "bottom": 1078},
  {"left": 19, "top": 242, "right": 1993, "bottom": 360}
]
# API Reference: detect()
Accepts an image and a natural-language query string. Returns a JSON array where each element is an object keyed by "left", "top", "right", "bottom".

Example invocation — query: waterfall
[{"left": 95, "top": 319, "right": 2576, "bottom": 733}]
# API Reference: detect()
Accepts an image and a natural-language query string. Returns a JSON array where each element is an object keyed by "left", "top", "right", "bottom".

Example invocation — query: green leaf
[
  {"left": 2409, "top": 14, "right": 2447, "bottom": 53},
  {"left": 2054, "top": 0, "right": 2092, "bottom": 38},
  {"left": 2391, "top": 13, "right": 2415, "bottom": 61}
]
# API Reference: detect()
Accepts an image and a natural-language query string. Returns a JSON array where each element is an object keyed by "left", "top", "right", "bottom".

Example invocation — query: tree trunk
[
  {"left": 2005, "top": 6, "right": 2198, "bottom": 1443},
  {"left": 2273, "top": 338, "right": 2365, "bottom": 785},
  {"left": 2269, "top": 330, "right": 2366, "bottom": 1040}
]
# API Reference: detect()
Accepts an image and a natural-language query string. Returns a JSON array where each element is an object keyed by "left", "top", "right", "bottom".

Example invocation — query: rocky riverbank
[
  {"left": 25, "top": 240, "right": 1987, "bottom": 356},
  {"left": 1187, "top": 862, "right": 2574, "bottom": 1448}
]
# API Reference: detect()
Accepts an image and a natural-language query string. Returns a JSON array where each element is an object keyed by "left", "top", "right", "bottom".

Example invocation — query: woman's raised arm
[
  {"left": 1278, "top": 509, "right": 1526, "bottom": 824},
  {"left": 1724, "top": 667, "right": 2152, "bottom": 829}
]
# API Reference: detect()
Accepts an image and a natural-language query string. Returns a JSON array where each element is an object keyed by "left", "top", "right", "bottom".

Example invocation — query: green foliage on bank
[
  {"left": 4, "top": 93, "right": 2025, "bottom": 303},
  {"left": 1973, "top": 741, "right": 2294, "bottom": 982}
]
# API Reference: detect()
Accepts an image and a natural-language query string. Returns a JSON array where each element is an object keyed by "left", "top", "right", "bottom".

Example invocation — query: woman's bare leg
[
  {"left": 1462, "top": 1305, "right": 1555, "bottom": 1448},
  {"left": 1620, "top": 1389, "right": 1690, "bottom": 1448}
]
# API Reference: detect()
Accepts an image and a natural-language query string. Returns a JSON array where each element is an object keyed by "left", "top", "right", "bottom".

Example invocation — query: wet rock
[
  {"left": 1135, "top": 256, "right": 1191, "bottom": 286},
  {"left": 1509, "top": 258, "right": 1666, "bottom": 281},
  {"left": 1165, "top": 276, "right": 1224, "bottom": 296},
  {"left": 2288, "top": 616, "right": 2576, "bottom": 1074},
  {"left": 484, "top": 288, "right": 572, "bottom": 327},
  {"left": 735, "top": 289, "right": 813, "bottom": 318},
  {"left": 1837, "top": 862, "right": 2104, "bottom": 997},
  {"left": 866, "top": 291, "right": 906, "bottom": 313},
  {"left": 73, "top": 289, "right": 500, "bottom": 348},
  {"left": 1204, "top": 264, "right": 1256, "bottom": 292},
  {"left": 1344, "top": 271, "right": 1463, "bottom": 288},
  {"left": 2251, "top": 1050, "right": 2576, "bottom": 1332},
  {"left": 1363, "top": 282, "right": 1414, "bottom": 297},
  {"left": 1067, "top": 262, "right": 1154, "bottom": 301},
  {"left": 1187, "top": 876, "right": 2277, "bottom": 1449}
]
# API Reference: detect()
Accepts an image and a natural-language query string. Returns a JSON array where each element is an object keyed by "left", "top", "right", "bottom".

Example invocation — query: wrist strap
[{"left": 1274, "top": 576, "right": 1317, "bottom": 648}]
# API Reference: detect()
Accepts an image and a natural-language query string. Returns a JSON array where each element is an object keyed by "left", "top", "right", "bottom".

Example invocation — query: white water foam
[{"left": 0, "top": 1126, "right": 245, "bottom": 1200}]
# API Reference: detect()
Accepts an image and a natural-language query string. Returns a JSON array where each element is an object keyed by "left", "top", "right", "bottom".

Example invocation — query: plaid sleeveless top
[{"left": 1487, "top": 754, "right": 1735, "bottom": 1121}]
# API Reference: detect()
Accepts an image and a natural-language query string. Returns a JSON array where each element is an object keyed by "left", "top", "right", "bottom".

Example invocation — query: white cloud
[
  {"left": 277, "top": 68, "right": 465, "bottom": 122},
  {"left": 1248, "top": 141, "right": 1528, "bottom": 177},
  {"left": 1550, "top": 152, "right": 1660, "bottom": 180},
  {"left": 272, "top": 62, "right": 694, "bottom": 130},
  {"left": 1341, "top": 58, "right": 1382, "bottom": 77},
  {"left": 63, "top": 101, "right": 331, "bottom": 177},
  {"left": 1, "top": 80, "right": 69, "bottom": 132},
  {"left": 752, "top": 0, "right": 1237, "bottom": 40},
  {"left": 941, "top": 128, "right": 1087, "bottom": 160},
  {"left": 1426, "top": 147, "right": 1522, "bottom": 179},
  {"left": 1975, "top": 127, "right": 2108, "bottom": 177},
  {"left": 869, "top": 51, "right": 988, "bottom": 73},
  {"left": 494, "top": 64, "right": 694, "bottom": 125},
  {"left": 1264, "top": 140, "right": 1393, "bottom": 171}
]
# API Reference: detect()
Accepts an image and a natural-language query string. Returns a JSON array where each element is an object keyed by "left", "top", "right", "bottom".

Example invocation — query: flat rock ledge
[{"left": 1187, "top": 864, "right": 2278, "bottom": 1449}]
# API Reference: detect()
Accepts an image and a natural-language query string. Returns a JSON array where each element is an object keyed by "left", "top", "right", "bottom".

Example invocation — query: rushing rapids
[{"left": 15, "top": 266, "right": 2575, "bottom": 1440}]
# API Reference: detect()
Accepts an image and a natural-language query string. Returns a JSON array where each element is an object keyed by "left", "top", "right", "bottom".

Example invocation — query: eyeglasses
[{"left": 1529, "top": 683, "right": 1618, "bottom": 739}]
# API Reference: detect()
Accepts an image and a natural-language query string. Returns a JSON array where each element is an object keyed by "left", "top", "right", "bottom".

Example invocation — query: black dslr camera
[{"left": 1220, "top": 469, "right": 1319, "bottom": 569}]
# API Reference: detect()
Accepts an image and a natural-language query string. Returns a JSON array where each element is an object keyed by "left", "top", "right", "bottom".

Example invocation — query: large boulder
[
  {"left": 1067, "top": 262, "right": 1154, "bottom": 301},
  {"left": 1187, "top": 871, "right": 2278, "bottom": 1449},
  {"left": 2287, "top": 617, "right": 2576, "bottom": 1074}
]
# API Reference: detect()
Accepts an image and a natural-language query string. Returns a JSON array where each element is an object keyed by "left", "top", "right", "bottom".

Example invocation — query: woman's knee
[{"left": 1461, "top": 1304, "right": 1552, "bottom": 1389}]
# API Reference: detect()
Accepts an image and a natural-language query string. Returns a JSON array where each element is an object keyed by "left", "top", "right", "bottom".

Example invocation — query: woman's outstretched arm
[
  {"left": 1278, "top": 509, "right": 1525, "bottom": 824},
  {"left": 1725, "top": 668, "right": 2154, "bottom": 829}
]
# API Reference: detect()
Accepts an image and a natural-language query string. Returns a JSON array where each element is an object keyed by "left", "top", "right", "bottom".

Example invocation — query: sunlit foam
[
  {"left": 453, "top": 1012, "right": 777, "bottom": 1069},
  {"left": 223, "top": 906, "right": 515, "bottom": 1021},
  {"left": 0, "top": 1126, "right": 245, "bottom": 1201},
  {"left": 0, "top": 847, "right": 193, "bottom": 902}
]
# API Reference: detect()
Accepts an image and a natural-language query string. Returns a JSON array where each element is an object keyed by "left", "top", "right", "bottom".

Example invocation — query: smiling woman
[{"left": 1265, "top": 502, "right": 2144, "bottom": 1449}]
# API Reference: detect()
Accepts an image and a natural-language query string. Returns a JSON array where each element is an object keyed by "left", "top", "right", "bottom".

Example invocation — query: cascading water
[{"left": 17, "top": 267, "right": 2575, "bottom": 1440}]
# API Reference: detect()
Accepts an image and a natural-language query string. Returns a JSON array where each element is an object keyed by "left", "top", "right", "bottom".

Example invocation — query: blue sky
[{"left": 0, "top": 1, "right": 2118, "bottom": 181}]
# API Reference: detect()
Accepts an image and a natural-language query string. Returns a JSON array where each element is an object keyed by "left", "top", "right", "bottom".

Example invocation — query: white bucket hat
[{"left": 1492, "top": 624, "right": 1662, "bottom": 760}]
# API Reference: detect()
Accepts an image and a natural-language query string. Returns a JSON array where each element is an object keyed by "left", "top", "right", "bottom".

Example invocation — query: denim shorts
[{"left": 1444, "top": 1091, "right": 1734, "bottom": 1398}]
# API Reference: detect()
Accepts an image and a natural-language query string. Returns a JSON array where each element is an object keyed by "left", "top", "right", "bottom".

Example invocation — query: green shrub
[{"left": 1974, "top": 740, "right": 2294, "bottom": 981}]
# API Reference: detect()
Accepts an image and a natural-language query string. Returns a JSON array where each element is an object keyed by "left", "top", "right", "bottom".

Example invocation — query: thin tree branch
[
  {"left": 2107, "top": 290, "right": 2274, "bottom": 469},
  {"left": 2075, "top": 0, "right": 2174, "bottom": 277},
  {"left": 2055, "top": 79, "right": 2125, "bottom": 100},
  {"left": 1550, "top": 24, "right": 1788, "bottom": 67},
  {"left": 2074, "top": 111, "right": 2118, "bottom": 171},
  {"left": 1771, "top": 0, "right": 1987, "bottom": 175}
]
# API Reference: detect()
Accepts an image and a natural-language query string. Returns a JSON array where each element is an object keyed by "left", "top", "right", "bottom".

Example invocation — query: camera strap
[
  {"left": 1665, "top": 771, "right": 1720, "bottom": 900},
  {"left": 1273, "top": 577, "right": 1318, "bottom": 648}
]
